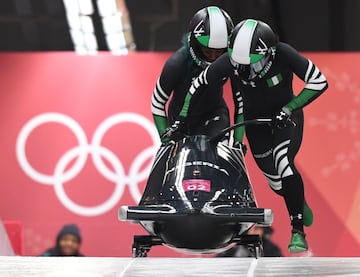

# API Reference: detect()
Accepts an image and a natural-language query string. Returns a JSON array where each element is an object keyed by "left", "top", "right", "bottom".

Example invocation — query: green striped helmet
[
  {"left": 188, "top": 6, "right": 233, "bottom": 68},
  {"left": 228, "top": 19, "right": 277, "bottom": 80}
]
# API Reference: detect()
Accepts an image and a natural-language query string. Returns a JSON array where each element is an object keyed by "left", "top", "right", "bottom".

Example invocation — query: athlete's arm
[
  {"left": 179, "top": 53, "right": 231, "bottom": 118},
  {"left": 280, "top": 43, "right": 328, "bottom": 113},
  {"left": 151, "top": 50, "right": 184, "bottom": 136},
  {"left": 230, "top": 76, "right": 245, "bottom": 143}
]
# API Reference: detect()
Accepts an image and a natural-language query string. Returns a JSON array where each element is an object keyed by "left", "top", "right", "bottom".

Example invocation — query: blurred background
[{"left": 0, "top": 0, "right": 359, "bottom": 53}]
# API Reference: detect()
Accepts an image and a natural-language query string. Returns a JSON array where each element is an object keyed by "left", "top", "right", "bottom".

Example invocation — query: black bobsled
[{"left": 119, "top": 119, "right": 274, "bottom": 258}]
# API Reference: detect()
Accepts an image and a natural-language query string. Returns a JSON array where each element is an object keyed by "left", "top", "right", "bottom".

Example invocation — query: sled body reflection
[{"left": 120, "top": 125, "right": 273, "bottom": 257}]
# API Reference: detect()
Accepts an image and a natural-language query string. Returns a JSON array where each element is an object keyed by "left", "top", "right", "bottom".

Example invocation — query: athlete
[
  {"left": 178, "top": 19, "right": 329, "bottom": 253},
  {"left": 151, "top": 6, "right": 234, "bottom": 142}
]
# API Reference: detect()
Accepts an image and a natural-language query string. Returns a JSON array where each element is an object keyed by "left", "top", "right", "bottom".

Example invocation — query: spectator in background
[
  {"left": 40, "top": 223, "right": 84, "bottom": 257},
  {"left": 217, "top": 225, "right": 282, "bottom": 257}
]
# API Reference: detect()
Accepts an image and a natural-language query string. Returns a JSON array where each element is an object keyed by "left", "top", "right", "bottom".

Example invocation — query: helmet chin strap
[
  {"left": 258, "top": 60, "right": 272, "bottom": 79},
  {"left": 260, "top": 47, "right": 276, "bottom": 78},
  {"left": 189, "top": 45, "right": 211, "bottom": 69}
]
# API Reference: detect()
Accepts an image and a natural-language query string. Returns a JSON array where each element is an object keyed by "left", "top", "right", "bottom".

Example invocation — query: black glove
[
  {"left": 273, "top": 108, "right": 296, "bottom": 129},
  {"left": 160, "top": 119, "right": 185, "bottom": 143},
  {"left": 233, "top": 141, "right": 247, "bottom": 156}
]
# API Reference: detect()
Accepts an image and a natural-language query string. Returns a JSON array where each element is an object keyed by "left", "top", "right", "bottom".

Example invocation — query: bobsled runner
[{"left": 119, "top": 119, "right": 274, "bottom": 258}]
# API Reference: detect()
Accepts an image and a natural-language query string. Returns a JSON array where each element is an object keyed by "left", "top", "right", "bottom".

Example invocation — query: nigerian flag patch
[{"left": 266, "top": 74, "right": 283, "bottom": 87}]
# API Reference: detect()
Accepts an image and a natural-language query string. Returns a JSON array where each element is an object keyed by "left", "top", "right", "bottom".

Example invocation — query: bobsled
[{"left": 119, "top": 119, "right": 274, "bottom": 258}]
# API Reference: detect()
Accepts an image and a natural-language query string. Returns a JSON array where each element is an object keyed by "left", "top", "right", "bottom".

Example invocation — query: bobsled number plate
[{"left": 182, "top": 179, "right": 211, "bottom": 192}]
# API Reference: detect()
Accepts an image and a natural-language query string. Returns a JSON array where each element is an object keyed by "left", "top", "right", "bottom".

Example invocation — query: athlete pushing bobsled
[
  {"left": 172, "top": 19, "right": 328, "bottom": 253},
  {"left": 120, "top": 8, "right": 275, "bottom": 257}
]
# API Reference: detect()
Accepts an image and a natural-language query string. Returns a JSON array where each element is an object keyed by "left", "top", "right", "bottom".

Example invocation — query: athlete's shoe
[
  {"left": 288, "top": 230, "right": 308, "bottom": 253},
  {"left": 304, "top": 200, "right": 313, "bottom": 227}
]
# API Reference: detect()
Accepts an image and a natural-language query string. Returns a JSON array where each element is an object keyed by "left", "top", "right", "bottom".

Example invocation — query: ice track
[{"left": 1, "top": 256, "right": 360, "bottom": 276}]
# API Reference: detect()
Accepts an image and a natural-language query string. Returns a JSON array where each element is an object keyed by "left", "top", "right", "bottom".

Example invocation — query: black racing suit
[
  {"left": 179, "top": 42, "right": 329, "bottom": 233},
  {"left": 151, "top": 44, "right": 230, "bottom": 141}
]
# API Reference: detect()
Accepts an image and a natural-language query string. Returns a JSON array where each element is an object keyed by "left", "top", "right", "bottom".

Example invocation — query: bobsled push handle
[
  {"left": 210, "top": 118, "right": 273, "bottom": 143},
  {"left": 160, "top": 120, "right": 186, "bottom": 143}
]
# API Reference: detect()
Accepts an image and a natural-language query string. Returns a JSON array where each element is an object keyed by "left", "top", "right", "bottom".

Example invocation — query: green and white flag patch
[{"left": 266, "top": 74, "right": 283, "bottom": 87}]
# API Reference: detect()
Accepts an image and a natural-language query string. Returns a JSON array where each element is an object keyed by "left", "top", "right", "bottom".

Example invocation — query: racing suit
[
  {"left": 151, "top": 43, "right": 230, "bottom": 141},
  {"left": 179, "top": 42, "right": 329, "bottom": 233}
]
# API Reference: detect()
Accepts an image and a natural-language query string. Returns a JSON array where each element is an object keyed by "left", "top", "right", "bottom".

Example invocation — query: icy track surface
[{"left": 1, "top": 256, "right": 360, "bottom": 276}]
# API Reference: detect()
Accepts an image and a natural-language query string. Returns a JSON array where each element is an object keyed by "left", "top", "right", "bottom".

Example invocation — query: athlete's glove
[
  {"left": 273, "top": 107, "right": 296, "bottom": 129},
  {"left": 233, "top": 141, "right": 247, "bottom": 156},
  {"left": 160, "top": 119, "right": 185, "bottom": 143}
]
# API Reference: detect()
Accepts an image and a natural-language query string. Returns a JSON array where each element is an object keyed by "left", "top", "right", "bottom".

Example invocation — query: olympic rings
[{"left": 16, "top": 112, "right": 160, "bottom": 216}]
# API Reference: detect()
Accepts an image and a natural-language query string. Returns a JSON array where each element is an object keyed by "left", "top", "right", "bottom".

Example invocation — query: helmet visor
[
  {"left": 231, "top": 54, "right": 270, "bottom": 80},
  {"left": 201, "top": 46, "right": 227, "bottom": 62}
]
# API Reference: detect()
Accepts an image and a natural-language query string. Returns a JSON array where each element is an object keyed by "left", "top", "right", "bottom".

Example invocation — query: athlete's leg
[
  {"left": 246, "top": 124, "right": 282, "bottom": 194},
  {"left": 247, "top": 111, "right": 310, "bottom": 252},
  {"left": 272, "top": 109, "right": 310, "bottom": 252}
]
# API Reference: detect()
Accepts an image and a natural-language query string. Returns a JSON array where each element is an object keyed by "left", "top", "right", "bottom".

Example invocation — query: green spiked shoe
[
  {"left": 304, "top": 200, "right": 314, "bottom": 227},
  {"left": 288, "top": 230, "right": 308, "bottom": 253}
]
